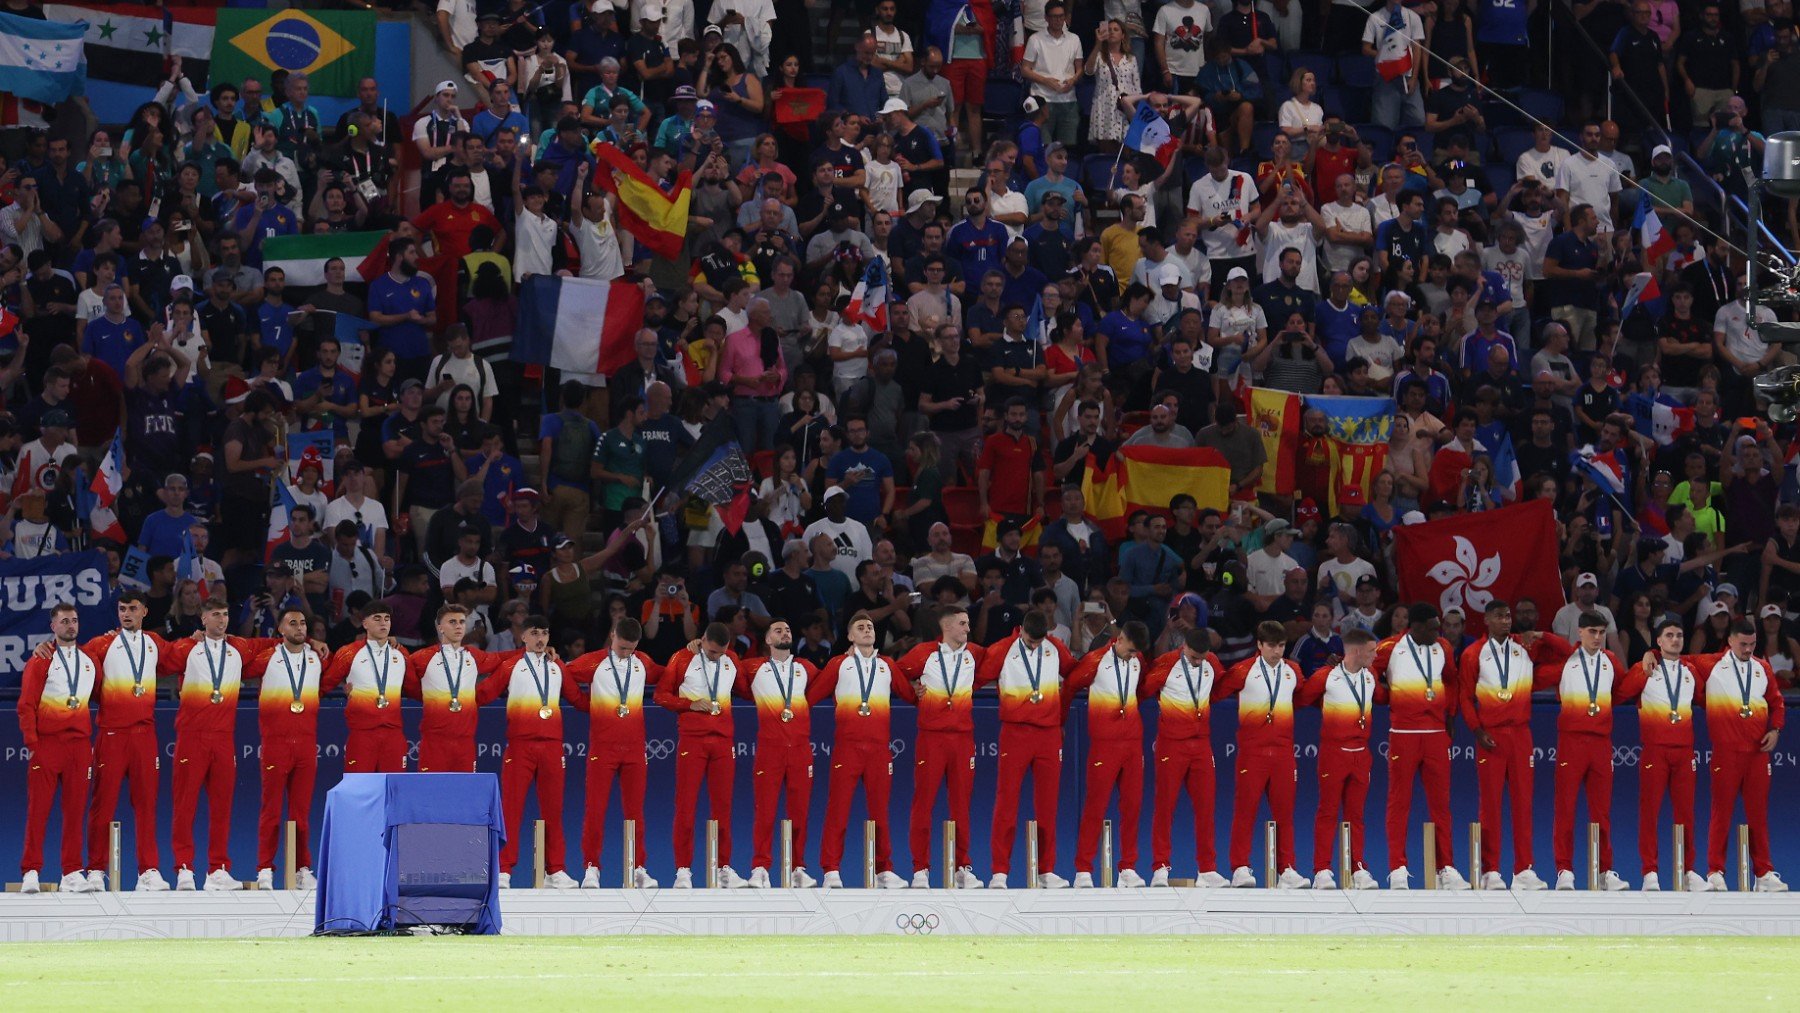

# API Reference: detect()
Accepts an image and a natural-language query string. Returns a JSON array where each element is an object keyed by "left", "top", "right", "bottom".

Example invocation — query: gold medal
[
  {"left": 1425, "top": 689, "right": 1435, "bottom": 701},
  {"left": 538, "top": 706, "right": 553, "bottom": 720},
  {"left": 210, "top": 691, "right": 223, "bottom": 705},
  {"left": 1357, "top": 717, "right": 1366, "bottom": 729},
  {"left": 65, "top": 696, "right": 79, "bottom": 709},
  {"left": 1265, "top": 712, "right": 1274, "bottom": 724},
  {"left": 450, "top": 698, "right": 462, "bottom": 713},
  {"left": 377, "top": 695, "right": 389, "bottom": 709},
  {"left": 1741, "top": 706, "right": 1754, "bottom": 719},
  {"left": 780, "top": 707, "right": 794, "bottom": 722},
  {"left": 1029, "top": 691, "right": 1043, "bottom": 704},
  {"left": 616, "top": 705, "right": 631, "bottom": 718},
  {"left": 133, "top": 684, "right": 145, "bottom": 697},
  {"left": 945, "top": 697, "right": 955, "bottom": 707},
  {"left": 709, "top": 701, "right": 722, "bottom": 715},
  {"left": 858, "top": 703, "right": 872, "bottom": 717},
  {"left": 1497, "top": 690, "right": 1513, "bottom": 702},
  {"left": 1118, "top": 707, "right": 1128, "bottom": 718},
  {"left": 1587, "top": 703, "right": 1599, "bottom": 717},
  {"left": 290, "top": 701, "right": 304, "bottom": 714},
  {"left": 1670, "top": 711, "right": 1681, "bottom": 724}
]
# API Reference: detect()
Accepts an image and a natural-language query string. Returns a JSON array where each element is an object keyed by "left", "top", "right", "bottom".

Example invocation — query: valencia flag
[{"left": 590, "top": 142, "right": 693, "bottom": 261}]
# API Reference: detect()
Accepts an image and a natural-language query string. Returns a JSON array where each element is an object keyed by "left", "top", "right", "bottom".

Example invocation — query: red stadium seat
[{"left": 942, "top": 486, "right": 982, "bottom": 527}]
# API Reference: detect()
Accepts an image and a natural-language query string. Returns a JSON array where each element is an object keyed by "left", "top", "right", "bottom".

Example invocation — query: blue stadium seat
[
  {"left": 1483, "top": 98, "right": 1526, "bottom": 130},
  {"left": 985, "top": 77, "right": 1023, "bottom": 116},
  {"left": 1336, "top": 86, "right": 1371, "bottom": 123},
  {"left": 1517, "top": 88, "right": 1565, "bottom": 128},
  {"left": 1409, "top": 131, "right": 1434, "bottom": 160},
  {"left": 1082, "top": 153, "right": 1122, "bottom": 192},
  {"left": 1354, "top": 124, "right": 1393, "bottom": 160},
  {"left": 1336, "top": 54, "right": 1376, "bottom": 89},
  {"left": 1185, "top": 157, "right": 1209, "bottom": 190},
  {"left": 1494, "top": 128, "right": 1535, "bottom": 169},
  {"left": 1251, "top": 123, "right": 1280, "bottom": 155},
  {"left": 1483, "top": 163, "right": 1515, "bottom": 196},
  {"left": 1288, "top": 52, "right": 1333, "bottom": 87},
  {"left": 801, "top": 74, "right": 831, "bottom": 92},
  {"left": 1230, "top": 153, "right": 1259, "bottom": 175}
]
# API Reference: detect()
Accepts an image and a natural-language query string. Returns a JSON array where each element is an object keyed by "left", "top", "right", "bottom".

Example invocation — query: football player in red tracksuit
[
  {"left": 320, "top": 601, "right": 412, "bottom": 773},
  {"left": 1456, "top": 602, "right": 1561, "bottom": 891},
  {"left": 1689, "top": 619, "right": 1788, "bottom": 892},
  {"left": 244, "top": 608, "right": 328, "bottom": 890},
  {"left": 161, "top": 599, "right": 278, "bottom": 891},
  {"left": 657, "top": 622, "right": 745, "bottom": 888},
  {"left": 16, "top": 603, "right": 99, "bottom": 893},
  {"left": 1220, "top": 621, "right": 1306, "bottom": 888},
  {"left": 1372, "top": 603, "right": 1469, "bottom": 889},
  {"left": 1065, "top": 621, "right": 1151, "bottom": 888},
  {"left": 896, "top": 607, "right": 985, "bottom": 889},
  {"left": 403, "top": 604, "right": 518, "bottom": 772},
  {"left": 977, "top": 610, "right": 1074, "bottom": 889},
  {"left": 1535, "top": 610, "right": 1629, "bottom": 891},
  {"left": 1617, "top": 618, "right": 1709, "bottom": 892},
  {"left": 478, "top": 615, "right": 579, "bottom": 889},
  {"left": 1141, "top": 627, "right": 1229, "bottom": 888},
  {"left": 561, "top": 617, "right": 659, "bottom": 889},
  {"left": 811, "top": 612, "right": 916, "bottom": 889},
  {"left": 1299, "top": 627, "right": 1387, "bottom": 890},
  {"left": 735, "top": 619, "right": 820, "bottom": 889}
]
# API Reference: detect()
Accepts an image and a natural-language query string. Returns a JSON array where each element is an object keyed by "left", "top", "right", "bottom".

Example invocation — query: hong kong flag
[{"left": 1393, "top": 498, "right": 1566, "bottom": 618}]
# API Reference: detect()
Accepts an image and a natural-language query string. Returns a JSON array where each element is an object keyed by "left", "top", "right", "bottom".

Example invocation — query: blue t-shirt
[
  {"left": 945, "top": 218, "right": 1009, "bottom": 286},
  {"left": 1098, "top": 310, "right": 1153, "bottom": 368},
  {"left": 255, "top": 301, "right": 299, "bottom": 359},
  {"left": 367, "top": 273, "right": 436, "bottom": 360},
  {"left": 470, "top": 108, "right": 530, "bottom": 145},
  {"left": 536, "top": 411, "right": 605, "bottom": 491},
  {"left": 231, "top": 203, "right": 299, "bottom": 263},
  {"left": 83, "top": 315, "right": 145, "bottom": 378},
  {"left": 1476, "top": 0, "right": 1530, "bottom": 45},
  {"left": 825, "top": 446, "right": 894, "bottom": 523},
  {"left": 465, "top": 452, "right": 525, "bottom": 526},
  {"left": 293, "top": 366, "right": 360, "bottom": 439},
  {"left": 138, "top": 509, "right": 202, "bottom": 558}
]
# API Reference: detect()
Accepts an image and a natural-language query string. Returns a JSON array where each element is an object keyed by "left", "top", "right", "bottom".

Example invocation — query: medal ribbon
[
  {"left": 122, "top": 630, "right": 148, "bottom": 693},
  {"left": 1732, "top": 655, "right": 1755, "bottom": 713},
  {"left": 1578, "top": 649, "right": 1602, "bottom": 710},
  {"left": 204, "top": 639, "right": 226, "bottom": 697},
  {"left": 364, "top": 642, "right": 390, "bottom": 699},
  {"left": 445, "top": 649, "right": 466, "bottom": 701},
  {"left": 1406, "top": 637, "right": 1435, "bottom": 695},
  {"left": 524, "top": 652, "right": 551, "bottom": 708},
  {"left": 1489, "top": 640, "right": 1511, "bottom": 692},
  {"left": 1018, "top": 640, "right": 1043, "bottom": 696},
  {"left": 57, "top": 646, "right": 83, "bottom": 700},
  {"left": 852, "top": 651, "right": 876, "bottom": 708},
  {"left": 1344, "top": 666, "right": 1368, "bottom": 722},
  {"left": 1258, "top": 659, "right": 1281, "bottom": 720},
  {"left": 281, "top": 646, "right": 306, "bottom": 702},
  {"left": 1659, "top": 659, "right": 1682, "bottom": 713},
  {"left": 773, "top": 657, "right": 797, "bottom": 708},
  {"left": 939, "top": 647, "right": 964, "bottom": 699},
  {"left": 608, "top": 654, "right": 632, "bottom": 707}
]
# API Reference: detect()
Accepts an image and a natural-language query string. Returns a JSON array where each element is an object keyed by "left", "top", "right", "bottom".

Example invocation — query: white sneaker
[
  {"left": 498, "top": 872, "right": 511, "bottom": 889},
  {"left": 20, "top": 870, "right": 39, "bottom": 894},
  {"left": 673, "top": 868, "right": 693, "bottom": 889},
  {"left": 1312, "top": 870, "right": 1338, "bottom": 890},
  {"left": 875, "top": 870, "right": 908, "bottom": 889},
  {"left": 911, "top": 869, "right": 931, "bottom": 889},
  {"left": 748, "top": 867, "right": 771, "bottom": 889},
  {"left": 1438, "top": 866, "right": 1470, "bottom": 891},
  {"left": 545, "top": 870, "right": 579, "bottom": 890},
  {"left": 1197, "top": 871, "right": 1231, "bottom": 888},
  {"left": 1276, "top": 867, "right": 1309, "bottom": 889},
  {"left": 1601, "top": 870, "right": 1629, "bottom": 892},
  {"left": 581, "top": 866, "right": 600, "bottom": 889},
  {"left": 85, "top": 870, "right": 105, "bottom": 892},
  {"left": 954, "top": 867, "right": 982, "bottom": 889},
  {"left": 136, "top": 868, "right": 170, "bottom": 892},
  {"left": 1352, "top": 868, "right": 1380, "bottom": 890},
  {"left": 634, "top": 867, "right": 658, "bottom": 889},
  {"left": 176, "top": 868, "right": 196, "bottom": 891},
  {"left": 1072, "top": 871, "right": 1094, "bottom": 889},
  {"left": 1707, "top": 871, "right": 1729, "bottom": 892},
  {"left": 1150, "top": 866, "right": 1171, "bottom": 887},
  {"left": 205, "top": 869, "right": 238, "bottom": 892},
  {"left": 1757, "top": 871, "right": 1789, "bottom": 893},
  {"left": 717, "top": 866, "right": 748, "bottom": 889},
  {"left": 1038, "top": 872, "right": 1069, "bottom": 889},
  {"left": 1512, "top": 869, "right": 1547, "bottom": 891},
  {"left": 1118, "top": 868, "right": 1146, "bottom": 888},
  {"left": 1641, "top": 872, "right": 1661, "bottom": 892},
  {"left": 1231, "top": 866, "right": 1256, "bottom": 888},
  {"left": 1481, "top": 871, "right": 1505, "bottom": 891},
  {"left": 1388, "top": 867, "right": 1410, "bottom": 890},
  {"left": 822, "top": 870, "right": 844, "bottom": 889},
  {"left": 297, "top": 868, "right": 316, "bottom": 891},
  {"left": 791, "top": 867, "right": 818, "bottom": 889},
  {"left": 1554, "top": 870, "right": 1576, "bottom": 891},
  {"left": 255, "top": 868, "right": 273, "bottom": 890},
  {"left": 59, "top": 871, "right": 85, "bottom": 893},
  {"left": 1686, "top": 871, "right": 1711, "bottom": 893},
  {"left": 989, "top": 873, "right": 1008, "bottom": 889}
]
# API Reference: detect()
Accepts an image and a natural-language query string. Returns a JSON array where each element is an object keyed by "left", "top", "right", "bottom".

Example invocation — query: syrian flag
[
  {"left": 513, "top": 275, "right": 645, "bottom": 379},
  {"left": 1650, "top": 401, "right": 1695, "bottom": 446},
  {"left": 1122, "top": 100, "right": 1179, "bottom": 167},
  {"left": 45, "top": 3, "right": 215, "bottom": 122},
  {"left": 90, "top": 429, "right": 125, "bottom": 508},
  {"left": 262, "top": 232, "right": 385, "bottom": 287},
  {"left": 843, "top": 257, "right": 889, "bottom": 331},
  {"left": 265, "top": 481, "right": 297, "bottom": 562}
]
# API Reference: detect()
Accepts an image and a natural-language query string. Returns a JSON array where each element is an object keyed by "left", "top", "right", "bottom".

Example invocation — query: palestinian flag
[
  {"left": 591, "top": 142, "right": 692, "bottom": 261},
  {"left": 45, "top": 3, "right": 213, "bottom": 88},
  {"left": 261, "top": 231, "right": 384, "bottom": 287}
]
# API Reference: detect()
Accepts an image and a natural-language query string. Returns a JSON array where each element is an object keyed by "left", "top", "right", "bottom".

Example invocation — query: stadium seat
[
  {"left": 801, "top": 73, "right": 831, "bottom": 92},
  {"left": 891, "top": 485, "right": 911, "bottom": 514},
  {"left": 1483, "top": 163, "right": 1515, "bottom": 196},
  {"left": 1082, "top": 153, "right": 1123, "bottom": 192},
  {"left": 1333, "top": 86, "right": 1371, "bottom": 124},
  {"left": 1336, "top": 54, "right": 1375, "bottom": 89},
  {"left": 950, "top": 522, "right": 985, "bottom": 558},
  {"left": 1288, "top": 52, "right": 1333, "bottom": 88},
  {"left": 1409, "top": 131, "right": 1434, "bottom": 160},
  {"left": 1494, "top": 128, "right": 1535, "bottom": 169},
  {"left": 942, "top": 485, "right": 982, "bottom": 526},
  {"left": 1517, "top": 88, "right": 1565, "bottom": 128},
  {"left": 1355, "top": 124, "right": 1394, "bottom": 160},
  {"left": 985, "top": 78, "right": 1023, "bottom": 116},
  {"left": 1250, "top": 123, "right": 1280, "bottom": 157}
]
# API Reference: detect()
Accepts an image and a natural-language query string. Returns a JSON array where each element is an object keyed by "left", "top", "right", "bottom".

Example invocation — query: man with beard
[
  {"left": 244, "top": 608, "right": 330, "bottom": 889},
  {"left": 16, "top": 603, "right": 100, "bottom": 893},
  {"left": 367, "top": 238, "right": 438, "bottom": 380},
  {"left": 735, "top": 620, "right": 821, "bottom": 887},
  {"left": 977, "top": 398, "right": 1043, "bottom": 526},
  {"left": 414, "top": 169, "right": 505, "bottom": 264}
]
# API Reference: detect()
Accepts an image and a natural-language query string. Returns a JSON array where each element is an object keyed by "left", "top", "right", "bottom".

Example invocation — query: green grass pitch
[{"left": 2, "top": 936, "right": 1795, "bottom": 1009}]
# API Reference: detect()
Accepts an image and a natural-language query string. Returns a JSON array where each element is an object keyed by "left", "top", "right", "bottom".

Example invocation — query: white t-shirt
[
  {"left": 1553, "top": 153, "right": 1622, "bottom": 232},
  {"left": 1277, "top": 98, "right": 1323, "bottom": 133},
  {"left": 439, "top": 556, "right": 496, "bottom": 628},
  {"left": 1345, "top": 333, "right": 1404, "bottom": 378},
  {"left": 1022, "top": 29, "right": 1084, "bottom": 103},
  {"left": 1482, "top": 245, "right": 1529, "bottom": 303},
  {"left": 1319, "top": 199, "right": 1373, "bottom": 273},
  {"left": 864, "top": 158, "right": 902, "bottom": 216},
  {"left": 1114, "top": 182, "right": 1159, "bottom": 229},
  {"left": 1186, "top": 171, "right": 1256, "bottom": 258},
  {"left": 1362, "top": 6, "right": 1424, "bottom": 70},
  {"left": 426, "top": 352, "right": 498, "bottom": 409},
  {"left": 1715, "top": 301, "right": 1777, "bottom": 371},
  {"left": 987, "top": 187, "right": 1028, "bottom": 242},
  {"left": 1153, "top": 1, "right": 1211, "bottom": 78},
  {"left": 324, "top": 495, "right": 390, "bottom": 546},
  {"left": 437, "top": 0, "right": 478, "bottom": 52},
  {"left": 803, "top": 515, "right": 873, "bottom": 579},
  {"left": 828, "top": 321, "right": 870, "bottom": 392},
  {"left": 1515, "top": 145, "right": 1568, "bottom": 189},
  {"left": 872, "top": 24, "right": 914, "bottom": 95},
  {"left": 1260, "top": 220, "right": 1318, "bottom": 292},
  {"left": 1510, "top": 210, "right": 1555, "bottom": 279},
  {"left": 575, "top": 206, "right": 626, "bottom": 282},
  {"left": 1246, "top": 548, "right": 1299, "bottom": 596},
  {"left": 512, "top": 209, "right": 558, "bottom": 281},
  {"left": 76, "top": 288, "right": 106, "bottom": 322}
]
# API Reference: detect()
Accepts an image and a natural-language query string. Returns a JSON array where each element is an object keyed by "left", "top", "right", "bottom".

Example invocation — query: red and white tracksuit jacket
[
  {"left": 163, "top": 635, "right": 276, "bottom": 873},
  {"left": 656, "top": 648, "right": 742, "bottom": 870},
  {"left": 1691, "top": 651, "right": 1787, "bottom": 876},
  {"left": 1141, "top": 649, "right": 1226, "bottom": 874},
  {"left": 1458, "top": 633, "right": 1567, "bottom": 875},
  {"left": 1065, "top": 645, "right": 1145, "bottom": 875},
  {"left": 403, "top": 644, "right": 517, "bottom": 772},
  {"left": 82, "top": 628, "right": 176, "bottom": 873},
  {"left": 1616, "top": 653, "right": 1703, "bottom": 876},
  {"left": 1298, "top": 661, "right": 1387, "bottom": 876},
  {"left": 476, "top": 650, "right": 578, "bottom": 875},
  {"left": 245, "top": 644, "right": 326, "bottom": 869},
  {"left": 1372, "top": 633, "right": 1460, "bottom": 873},
  {"left": 896, "top": 641, "right": 986, "bottom": 874},
  {"left": 809, "top": 649, "right": 915, "bottom": 876},
  {"left": 1220, "top": 656, "right": 1302, "bottom": 874},
  {"left": 561, "top": 649, "right": 656, "bottom": 874},
  {"left": 321, "top": 639, "right": 412, "bottom": 773},
  {"left": 976, "top": 634, "right": 1074, "bottom": 876},
  {"left": 733, "top": 654, "right": 818, "bottom": 873},
  {"left": 1536, "top": 643, "right": 1625, "bottom": 875},
  {"left": 17, "top": 645, "right": 97, "bottom": 876}
]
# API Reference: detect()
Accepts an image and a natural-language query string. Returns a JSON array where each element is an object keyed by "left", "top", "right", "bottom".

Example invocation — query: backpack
[{"left": 550, "top": 410, "right": 596, "bottom": 486}]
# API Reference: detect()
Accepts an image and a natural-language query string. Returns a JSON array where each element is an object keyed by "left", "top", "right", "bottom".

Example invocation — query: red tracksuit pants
[
  {"left": 1313, "top": 744, "right": 1372, "bottom": 875},
  {"left": 1076, "top": 739, "right": 1143, "bottom": 874},
  {"left": 990, "top": 724, "right": 1062, "bottom": 875},
  {"left": 418, "top": 735, "right": 476, "bottom": 773},
  {"left": 22, "top": 733, "right": 90, "bottom": 876},
  {"left": 258, "top": 735, "right": 317, "bottom": 869},
  {"left": 1151, "top": 736, "right": 1216, "bottom": 872},
  {"left": 88, "top": 725, "right": 161, "bottom": 873},
  {"left": 1476, "top": 725, "right": 1535, "bottom": 875},
  {"left": 672, "top": 734, "right": 734, "bottom": 870},
  {"left": 1709, "top": 748, "right": 1773, "bottom": 877},
  {"left": 172, "top": 732, "right": 235, "bottom": 872},
  {"left": 821, "top": 739, "right": 893, "bottom": 875},
  {"left": 1553, "top": 731, "right": 1614, "bottom": 873},
  {"left": 1230, "top": 743, "right": 1297, "bottom": 872},
  {"left": 909, "top": 730, "right": 974, "bottom": 873},
  {"left": 752, "top": 737, "right": 812, "bottom": 872},
  {"left": 345, "top": 728, "right": 409, "bottom": 773},
  {"left": 1386, "top": 730, "right": 1453, "bottom": 873},
  {"left": 582, "top": 745, "right": 647, "bottom": 872},
  {"left": 500, "top": 739, "right": 567, "bottom": 874},
  {"left": 1639, "top": 743, "right": 1698, "bottom": 876}
]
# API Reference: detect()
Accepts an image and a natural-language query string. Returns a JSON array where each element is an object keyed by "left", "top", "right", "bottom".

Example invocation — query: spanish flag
[
  {"left": 1081, "top": 446, "right": 1233, "bottom": 541},
  {"left": 591, "top": 142, "right": 692, "bottom": 261},
  {"left": 1247, "top": 387, "right": 1302, "bottom": 496},
  {"left": 981, "top": 513, "right": 1043, "bottom": 551}
]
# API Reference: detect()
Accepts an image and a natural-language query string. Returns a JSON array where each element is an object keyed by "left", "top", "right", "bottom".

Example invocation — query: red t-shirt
[{"left": 977, "top": 430, "right": 1042, "bottom": 516}]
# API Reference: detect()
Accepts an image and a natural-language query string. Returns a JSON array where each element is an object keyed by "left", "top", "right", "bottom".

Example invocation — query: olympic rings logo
[
  {"left": 896, "top": 913, "right": 941, "bottom": 934},
  {"left": 645, "top": 739, "right": 677, "bottom": 760}
]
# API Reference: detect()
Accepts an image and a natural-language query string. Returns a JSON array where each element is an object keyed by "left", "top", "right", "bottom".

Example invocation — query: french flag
[
  {"left": 264, "top": 482, "right": 298, "bottom": 562},
  {"left": 90, "top": 430, "right": 125, "bottom": 508},
  {"left": 1123, "top": 101, "right": 1179, "bottom": 168},
  {"left": 1637, "top": 199, "right": 1676, "bottom": 266},
  {"left": 843, "top": 257, "right": 889, "bottom": 331},
  {"left": 1491, "top": 430, "right": 1523, "bottom": 501},
  {"left": 1574, "top": 444, "right": 1631, "bottom": 509},
  {"left": 1650, "top": 400, "right": 1695, "bottom": 446}
]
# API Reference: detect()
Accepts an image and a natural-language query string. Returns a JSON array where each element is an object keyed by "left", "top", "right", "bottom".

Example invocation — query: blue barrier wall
[{"left": 4, "top": 699, "right": 1797, "bottom": 886}]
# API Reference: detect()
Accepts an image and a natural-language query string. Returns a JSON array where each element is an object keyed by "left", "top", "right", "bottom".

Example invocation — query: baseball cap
[
  {"left": 1041, "top": 189, "right": 1067, "bottom": 204},
  {"left": 509, "top": 563, "right": 540, "bottom": 585},
  {"left": 1401, "top": 510, "right": 1428, "bottom": 525},
  {"left": 1575, "top": 571, "right": 1599, "bottom": 588},
  {"left": 1651, "top": 144, "right": 1673, "bottom": 160},
  {"left": 1022, "top": 97, "right": 1042, "bottom": 114},
  {"left": 905, "top": 188, "right": 940, "bottom": 213},
  {"left": 1761, "top": 604, "right": 1784, "bottom": 619},
  {"left": 1338, "top": 485, "right": 1367, "bottom": 507},
  {"left": 640, "top": 3, "right": 664, "bottom": 19},
  {"left": 702, "top": 22, "right": 723, "bottom": 35},
  {"left": 1701, "top": 599, "right": 1731, "bottom": 620},
  {"left": 477, "top": 10, "right": 502, "bottom": 21},
  {"left": 170, "top": 275, "right": 195, "bottom": 294},
  {"left": 1715, "top": 582, "right": 1740, "bottom": 599},
  {"left": 434, "top": 80, "right": 458, "bottom": 96},
  {"left": 880, "top": 97, "right": 909, "bottom": 116},
  {"left": 823, "top": 485, "right": 847, "bottom": 502},
  {"left": 398, "top": 377, "right": 424, "bottom": 394},
  {"left": 672, "top": 84, "right": 697, "bottom": 102},
  {"left": 511, "top": 487, "right": 543, "bottom": 504},
  {"left": 1355, "top": 574, "right": 1380, "bottom": 590},
  {"left": 695, "top": 99, "right": 716, "bottom": 114},
  {"left": 41, "top": 407, "right": 72, "bottom": 429},
  {"left": 995, "top": 517, "right": 1023, "bottom": 539},
  {"left": 1263, "top": 518, "right": 1293, "bottom": 538},
  {"left": 1226, "top": 266, "right": 1249, "bottom": 283}
]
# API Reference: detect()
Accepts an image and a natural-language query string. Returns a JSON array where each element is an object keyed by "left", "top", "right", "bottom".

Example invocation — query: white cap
[
  {"left": 905, "top": 188, "right": 940, "bottom": 212},
  {"left": 1651, "top": 143, "right": 1673, "bottom": 159},
  {"left": 434, "top": 80, "right": 458, "bottom": 95},
  {"left": 170, "top": 275, "right": 195, "bottom": 293},
  {"left": 880, "top": 97, "right": 909, "bottom": 116},
  {"left": 1401, "top": 510, "right": 1427, "bottom": 525},
  {"left": 823, "top": 485, "right": 847, "bottom": 502},
  {"left": 1761, "top": 604, "right": 1784, "bottom": 619},
  {"left": 1022, "top": 97, "right": 1042, "bottom": 115},
  {"left": 640, "top": 3, "right": 664, "bottom": 19},
  {"left": 1226, "top": 266, "right": 1249, "bottom": 283},
  {"left": 1575, "top": 571, "right": 1599, "bottom": 588},
  {"left": 1156, "top": 264, "right": 1181, "bottom": 286},
  {"left": 696, "top": 99, "right": 716, "bottom": 114},
  {"left": 1702, "top": 599, "right": 1731, "bottom": 620}
]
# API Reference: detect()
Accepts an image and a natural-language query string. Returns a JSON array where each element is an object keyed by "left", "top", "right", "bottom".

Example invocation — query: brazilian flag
[{"left": 210, "top": 9, "right": 376, "bottom": 98}]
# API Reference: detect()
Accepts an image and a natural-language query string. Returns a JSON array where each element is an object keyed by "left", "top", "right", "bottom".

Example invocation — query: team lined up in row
[{"left": 13, "top": 595, "right": 1786, "bottom": 894}]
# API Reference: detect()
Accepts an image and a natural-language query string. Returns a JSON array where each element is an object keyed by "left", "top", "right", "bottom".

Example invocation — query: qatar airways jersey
[{"left": 1144, "top": 650, "right": 1223, "bottom": 740}]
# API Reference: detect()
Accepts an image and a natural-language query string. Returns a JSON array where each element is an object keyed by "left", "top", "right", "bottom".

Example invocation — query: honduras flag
[
  {"left": 0, "top": 11, "right": 85, "bottom": 104},
  {"left": 1122, "top": 101, "right": 1178, "bottom": 167}
]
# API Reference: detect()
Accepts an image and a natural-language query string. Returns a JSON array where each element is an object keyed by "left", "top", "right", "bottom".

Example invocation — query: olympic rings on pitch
[{"left": 896, "top": 912, "right": 940, "bottom": 934}]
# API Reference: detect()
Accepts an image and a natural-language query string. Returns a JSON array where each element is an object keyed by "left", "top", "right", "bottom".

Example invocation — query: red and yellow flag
[
  {"left": 591, "top": 142, "right": 692, "bottom": 261},
  {"left": 1247, "top": 387, "right": 1301, "bottom": 496},
  {"left": 1081, "top": 446, "right": 1233, "bottom": 541},
  {"left": 981, "top": 513, "right": 1043, "bottom": 551}
]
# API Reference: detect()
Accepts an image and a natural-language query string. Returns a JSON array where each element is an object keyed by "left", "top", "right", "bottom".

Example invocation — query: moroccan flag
[
  {"left": 591, "top": 142, "right": 692, "bottom": 261},
  {"left": 771, "top": 86, "right": 826, "bottom": 142},
  {"left": 211, "top": 8, "right": 375, "bottom": 98},
  {"left": 1307, "top": 394, "right": 1394, "bottom": 515},
  {"left": 1394, "top": 499, "right": 1566, "bottom": 617},
  {"left": 1081, "top": 446, "right": 1232, "bottom": 541},
  {"left": 1247, "top": 387, "right": 1302, "bottom": 496}
]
